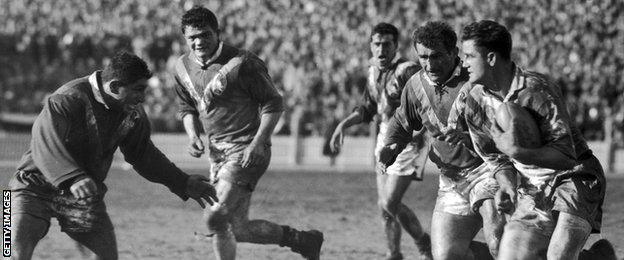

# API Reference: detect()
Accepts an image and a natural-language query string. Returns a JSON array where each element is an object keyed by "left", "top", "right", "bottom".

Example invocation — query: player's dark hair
[
  {"left": 461, "top": 20, "right": 512, "bottom": 60},
  {"left": 371, "top": 23, "right": 399, "bottom": 45},
  {"left": 181, "top": 5, "right": 219, "bottom": 33},
  {"left": 412, "top": 21, "right": 457, "bottom": 53},
  {"left": 102, "top": 51, "right": 152, "bottom": 85}
]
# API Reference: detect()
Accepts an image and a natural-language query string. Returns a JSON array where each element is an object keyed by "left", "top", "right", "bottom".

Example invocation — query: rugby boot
[
  {"left": 385, "top": 252, "right": 403, "bottom": 260},
  {"left": 291, "top": 229, "right": 324, "bottom": 260},
  {"left": 415, "top": 233, "right": 433, "bottom": 260},
  {"left": 280, "top": 226, "right": 324, "bottom": 260},
  {"left": 579, "top": 239, "right": 616, "bottom": 260}
]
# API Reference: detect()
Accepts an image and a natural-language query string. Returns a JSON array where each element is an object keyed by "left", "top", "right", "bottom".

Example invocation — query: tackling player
[
  {"left": 379, "top": 21, "right": 508, "bottom": 260},
  {"left": 9, "top": 51, "right": 218, "bottom": 260},
  {"left": 173, "top": 6, "right": 323, "bottom": 260},
  {"left": 457, "top": 20, "right": 615, "bottom": 260},
  {"left": 329, "top": 22, "right": 431, "bottom": 260}
]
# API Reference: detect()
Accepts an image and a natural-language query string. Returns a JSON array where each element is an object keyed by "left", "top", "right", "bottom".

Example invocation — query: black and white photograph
[{"left": 1, "top": 0, "right": 622, "bottom": 259}]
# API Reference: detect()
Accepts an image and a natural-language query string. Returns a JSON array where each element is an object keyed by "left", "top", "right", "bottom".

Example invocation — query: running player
[
  {"left": 173, "top": 6, "right": 323, "bottom": 260},
  {"left": 456, "top": 19, "right": 615, "bottom": 260},
  {"left": 329, "top": 22, "right": 431, "bottom": 260}
]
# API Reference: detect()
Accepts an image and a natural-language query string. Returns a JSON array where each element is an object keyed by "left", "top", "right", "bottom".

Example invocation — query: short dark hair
[
  {"left": 461, "top": 20, "right": 512, "bottom": 60},
  {"left": 181, "top": 5, "right": 219, "bottom": 33},
  {"left": 371, "top": 23, "right": 399, "bottom": 45},
  {"left": 102, "top": 51, "right": 152, "bottom": 85},
  {"left": 412, "top": 21, "right": 457, "bottom": 52}
]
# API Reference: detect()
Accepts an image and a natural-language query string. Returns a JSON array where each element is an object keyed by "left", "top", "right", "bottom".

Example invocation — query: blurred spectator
[{"left": 0, "top": 0, "right": 622, "bottom": 139}]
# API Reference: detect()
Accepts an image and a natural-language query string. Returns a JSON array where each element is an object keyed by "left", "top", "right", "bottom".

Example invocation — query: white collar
[{"left": 88, "top": 71, "right": 110, "bottom": 110}]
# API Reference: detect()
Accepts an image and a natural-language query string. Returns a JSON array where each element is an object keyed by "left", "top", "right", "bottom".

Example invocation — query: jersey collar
[{"left": 88, "top": 71, "right": 110, "bottom": 110}]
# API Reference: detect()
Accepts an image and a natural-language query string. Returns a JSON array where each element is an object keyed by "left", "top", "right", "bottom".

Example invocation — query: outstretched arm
[{"left": 329, "top": 111, "right": 364, "bottom": 153}]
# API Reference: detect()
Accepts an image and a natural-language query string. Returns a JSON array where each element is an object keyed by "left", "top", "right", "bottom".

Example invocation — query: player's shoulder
[
  {"left": 517, "top": 69, "right": 562, "bottom": 106},
  {"left": 395, "top": 59, "right": 421, "bottom": 77},
  {"left": 404, "top": 70, "right": 427, "bottom": 91},
  {"left": 46, "top": 81, "right": 89, "bottom": 113},
  {"left": 522, "top": 70, "right": 557, "bottom": 92}
]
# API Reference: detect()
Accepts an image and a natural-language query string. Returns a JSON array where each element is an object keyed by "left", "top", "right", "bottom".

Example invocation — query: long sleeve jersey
[
  {"left": 174, "top": 43, "right": 284, "bottom": 144},
  {"left": 384, "top": 61, "right": 486, "bottom": 179},
  {"left": 451, "top": 65, "right": 593, "bottom": 186},
  {"left": 12, "top": 72, "right": 189, "bottom": 199}
]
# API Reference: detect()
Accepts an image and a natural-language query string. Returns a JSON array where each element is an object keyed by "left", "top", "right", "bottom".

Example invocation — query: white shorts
[
  {"left": 434, "top": 163, "right": 498, "bottom": 216},
  {"left": 374, "top": 123, "right": 429, "bottom": 177}
]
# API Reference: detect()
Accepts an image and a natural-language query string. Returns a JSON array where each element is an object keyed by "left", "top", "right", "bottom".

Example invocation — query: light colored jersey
[{"left": 450, "top": 64, "right": 592, "bottom": 188}]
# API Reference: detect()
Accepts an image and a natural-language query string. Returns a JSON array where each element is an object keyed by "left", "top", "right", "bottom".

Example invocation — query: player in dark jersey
[
  {"left": 329, "top": 22, "right": 431, "bottom": 260},
  {"left": 457, "top": 20, "right": 615, "bottom": 260},
  {"left": 173, "top": 6, "right": 322, "bottom": 260},
  {"left": 9, "top": 52, "right": 218, "bottom": 260}
]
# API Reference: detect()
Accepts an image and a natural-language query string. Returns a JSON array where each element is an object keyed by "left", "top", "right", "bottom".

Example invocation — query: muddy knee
[{"left": 203, "top": 207, "right": 231, "bottom": 233}]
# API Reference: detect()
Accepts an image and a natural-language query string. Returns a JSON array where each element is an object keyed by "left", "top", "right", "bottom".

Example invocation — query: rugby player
[
  {"left": 9, "top": 51, "right": 218, "bottom": 260},
  {"left": 379, "top": 21, "right": 508, "bottom": 260},
  {"left": 456, "top": 19, "right": 615, "bottom": 260},
  {"left": 173, "top": 6, "right": 323, "bottom": 260},
  {"left": 329, "top": 22, "right": 431, "bottom": 260}
]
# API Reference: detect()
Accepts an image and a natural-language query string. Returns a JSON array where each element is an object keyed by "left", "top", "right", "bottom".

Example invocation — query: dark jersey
[
  {"left": 12, "top": 72, "right": 189, "bottom": 199},
  {"left": 174, "top": 43, "right": 284, "bottom": 144}
]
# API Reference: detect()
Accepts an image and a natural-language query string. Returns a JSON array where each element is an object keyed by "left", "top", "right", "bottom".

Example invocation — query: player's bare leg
[
  {"left": 376, "top": 172, "right": 402, "bottom": 259},
  {"left": 66, "top": 227, "right": 118, "bottom": 260},
  {"left": 205, "top": 179, "right": 322, "bottom": 260},
  {"left": 204, "top": 179, "right": 250, "bottom": 260},
  {"left": 381, "top": 174, "right": 431, "bottom": 259},
  {"left": 430, "top": 211, "right": 481, "bottom": 260},
  {"left": 498, "top": 221, "right": 550, "bottom": 260},
  {"left": 478, "top": 199, "right": 505, "bottom": 258},
  {"left": 547, "top": 212, "right": 591, "bottom": 260},
  {"left": 229, "top": 189, "right": 283, "bottom": 244},
  {"left": 12, "top": 213, "right": 49, "bottom": 260}
]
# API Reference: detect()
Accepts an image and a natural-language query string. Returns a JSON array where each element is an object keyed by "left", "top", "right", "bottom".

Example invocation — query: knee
[
  {"left": 432, "top": 248, "right": 463, "bottom": 260},
  {"left": 485, "top": 237, "right": 500, "bottom": 258},
  {"left": 229, "top": 223, "right": 247, "bottom": 242},
  {"left": 378, "top": 197, "right": 400, "bottom": 216},
  {"left": 203, "top": 207, "right": 231, "bottom": 233}
]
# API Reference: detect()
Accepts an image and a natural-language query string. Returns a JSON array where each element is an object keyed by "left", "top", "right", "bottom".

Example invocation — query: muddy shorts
[
  {"left": 209, "top": 141, "right": 271, "bottom": 191},
  {"left": 374, "top": 123, "right": 430, "bottom": 180},
  {"left": 509, "top": 154, "right": 605, "bottom": 236},
  {"left": 11, "top": 187, "right": 112, "bottom": 233},
  {"left": 434, "top": 163, "right": 498, "bottom": 216}
]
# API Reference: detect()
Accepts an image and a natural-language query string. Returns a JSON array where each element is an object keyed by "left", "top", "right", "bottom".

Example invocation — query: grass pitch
[{"left": 2, "top": 166, "right": 623, "bottom": 259}]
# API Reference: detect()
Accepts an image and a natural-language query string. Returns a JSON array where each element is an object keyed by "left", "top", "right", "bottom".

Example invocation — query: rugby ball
[{"left": 494, "top": 102, "right": 541, "bottom": 148}]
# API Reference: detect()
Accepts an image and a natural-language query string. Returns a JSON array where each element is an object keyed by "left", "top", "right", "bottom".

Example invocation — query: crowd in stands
[{"left": 1, "top": 0, "right": 622, "bottom": 140}]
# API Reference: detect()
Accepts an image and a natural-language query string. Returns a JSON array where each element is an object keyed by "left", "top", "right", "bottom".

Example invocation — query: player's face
[
  {"left": 116, "top": 78, "right": 148, "bottom": 109},
  {"left": 370, "top": 33, "right": 397, "bottom": 68},
  {"left": 461, "top": 39, "right": 490, "bottom": 85},
  {"left": 415, "top": 42, "right": 457, "bottom": 85},
  {"left": 184, "top": 25, "right": 220, "bottom": 62}
]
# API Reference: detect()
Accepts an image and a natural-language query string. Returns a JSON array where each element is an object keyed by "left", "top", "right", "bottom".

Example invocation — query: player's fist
[
  {"left": 188, "top": 136, "right": 205, "bottom": 158},
  {"left": 186, "top": 174, "right": 218, "bottom": 208},
  {"left": 70, "top": 176, "right": 98, "bottom": 199}
]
